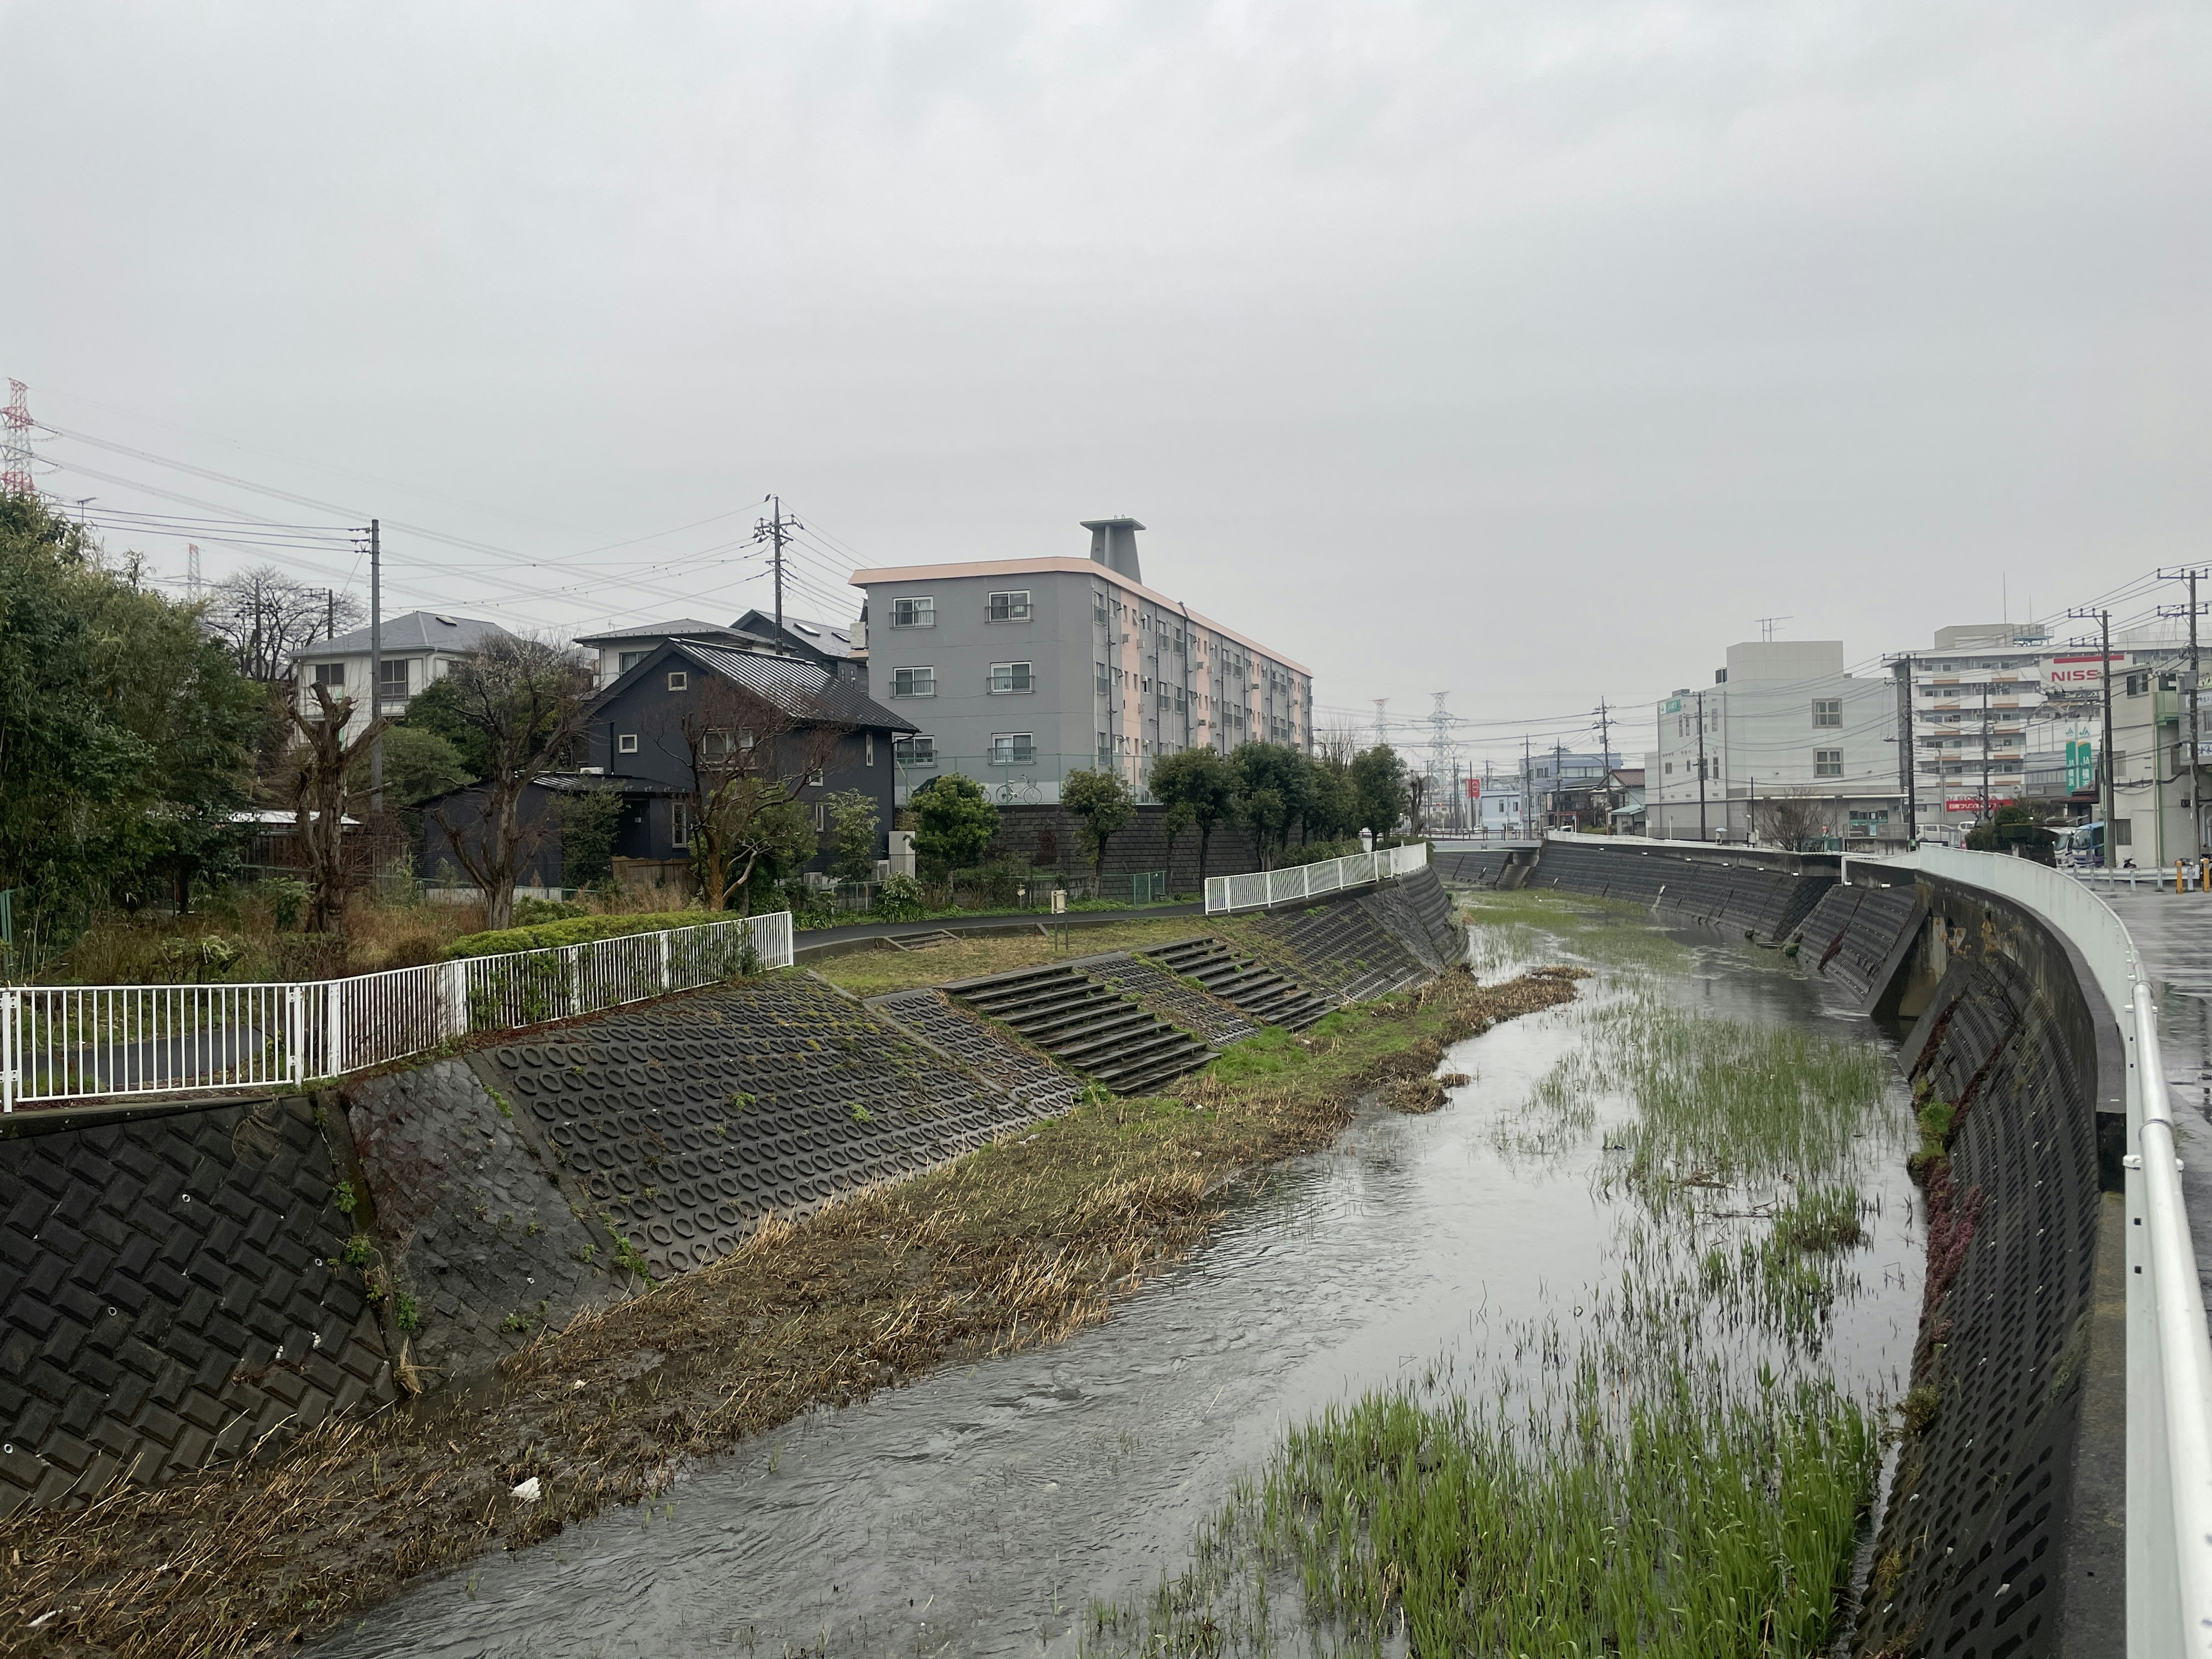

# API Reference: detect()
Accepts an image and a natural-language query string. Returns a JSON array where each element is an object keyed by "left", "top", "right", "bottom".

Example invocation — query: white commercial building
[{"left": 1649, "top": 640, "right": 1907, "bottom": 849}]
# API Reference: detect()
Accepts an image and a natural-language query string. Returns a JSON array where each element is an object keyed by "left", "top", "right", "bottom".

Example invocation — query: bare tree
[
  {"left": 206, "top": 566, "right": 362, "bottom": 684},
  {"left": 429, "top": 637, "right": 596, "bottom": 929},
  {"left": 286, "top": 683, "right": 390, "bottom": 933},
  {"left": 665, "top": 676, "right": 851, "bottom": 912},
  {"left": 1313, "top": 719, "right": 1365, "bottom": 766},
  {"left": 1754, "top": 789, "right": 1827, "bottom": 851}
]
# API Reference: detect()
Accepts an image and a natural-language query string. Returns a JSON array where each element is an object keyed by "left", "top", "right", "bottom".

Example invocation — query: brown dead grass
[{"left": 0, "top": 965, "right": 1577, "bottom": 1658}]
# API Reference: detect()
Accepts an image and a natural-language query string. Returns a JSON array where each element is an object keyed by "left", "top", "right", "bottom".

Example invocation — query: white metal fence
[
  {"left": 0, "top": 911, "right": 794, "bottom": 1113},
  {"left": 1205, "top": 843, "right": 1429, "bottom": 915},
  {"left": 1897, "top": 849, "right": 2212, "bottom": 1654}
]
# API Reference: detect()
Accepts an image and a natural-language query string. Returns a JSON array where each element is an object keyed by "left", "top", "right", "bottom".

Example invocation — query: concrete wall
[
  {"left": 0, "top": 1097, "right": 397, "bottom": 1518},
  {"left": 986, "top": 802, "right": 1263, "bottom": 891}
]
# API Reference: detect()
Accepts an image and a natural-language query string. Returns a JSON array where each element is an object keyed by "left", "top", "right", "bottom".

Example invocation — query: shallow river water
[{"left": 316, "top": 907, "right": 1926, "bottom": 1659}]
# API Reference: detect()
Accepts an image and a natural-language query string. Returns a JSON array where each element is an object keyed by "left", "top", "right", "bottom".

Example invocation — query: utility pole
[
  {"left": 186, "top": 543, "right": 202, "bottom": 605},
  {"left": 1695, "top": 690, "right": 1709, "bottom": 842},
  {"left": 1893, "top": 657, "right": 1918, "bottom": 849},
  {"left": 753, "top": 495, "right": 796, "bottom": 638},
  {"left": 1521, "top": 735, "right": 1532, "bottom": 841},
  {"left": 1553, "top": 740, "right": 1565, "bottom": 832},
  {"left": 1596, "top": 697, "right": 1612, "bottom": 828},
  {"left": 1748, "top": 775, "right": 1757, "bottom": 846},
  {"left": 2069, "top": 606, "right": 2118, "bottom": 868},
  {"left": 326, "top": 589, "right": 336, "bottom": 642},
  {"left": 2158, "top": 568, "right": 2207, "bottom": 863},
  {"left": 1979, "top": 675, "right": 1991, "bottom": 843},
  {"left": 369, "top": 518, "right": 384, "bottom": 816}
]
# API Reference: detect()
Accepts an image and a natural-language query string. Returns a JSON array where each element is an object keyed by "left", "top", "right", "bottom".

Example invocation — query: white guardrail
[
  {"left": 0, "top": 911, "right": 795, "bottom": 1113},
  {"left": 1898, "top": 849, "right": 2212, "bottom": 1656},
  {"left": 1204, "top": 843, "right": 1429, "bottom": 915}
]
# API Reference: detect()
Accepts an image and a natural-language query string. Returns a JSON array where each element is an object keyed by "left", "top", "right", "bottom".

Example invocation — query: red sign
[
  {"left": 1945, "top": 796, "right": 2017, "bottom": 813},
  {"left": 1464, "top": 778, "right": 1481, "bottom": 799},
  {"left": 2047, "top": 652, "right": 2124, "bottom": 687}
]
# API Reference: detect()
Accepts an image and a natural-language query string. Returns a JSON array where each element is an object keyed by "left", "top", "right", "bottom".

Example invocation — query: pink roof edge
[{"left": 847, "top": 556, "right": 1312, "bottom": 679}]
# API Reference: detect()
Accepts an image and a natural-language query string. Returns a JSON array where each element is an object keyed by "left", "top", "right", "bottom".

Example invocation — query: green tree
[
  {"left": 910, "top": 774, "right": 999, "bottom": 877},
  {"left": 1149, "top": 747, "right": 1240, "bottom": 885},
  {"left": 825, "top": 789, "right": 881, "bottom": 883},
  {"left": 1350, "top": 745, "right": 1410, "bottom": 839},
  {"left": 549, "top": 783, "right": 626, "bottom": 890},
  {"left": 0, "top": 493, "right": 264, "bottom": 943},
  {"left": 349, "top": 724, "right": 472, "bottom": 807},
  {"left": 1232, "top": 743, "right": 1313, "bottom": 866},
  {"left": 400, "top": 676, "right": 497, "bottom": 778},
  {"left": 1060, "top": 767, "right": 1135, "bottom": 883}
]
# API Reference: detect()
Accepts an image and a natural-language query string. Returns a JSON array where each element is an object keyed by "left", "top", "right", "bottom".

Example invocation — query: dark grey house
[{"left": 422, "top": 637, "right": 911, "bottom": 896}]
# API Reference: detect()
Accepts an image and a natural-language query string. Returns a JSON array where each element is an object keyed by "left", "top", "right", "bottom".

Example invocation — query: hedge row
[{"left": 446, "top": 911, "right": 737, "bottom": 960}]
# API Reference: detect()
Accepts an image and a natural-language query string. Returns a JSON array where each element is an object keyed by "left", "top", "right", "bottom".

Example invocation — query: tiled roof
[
  {"left": 302, "top": 611, "right": 513, "bottom": 658},
  {"left": 573, "top": 619, "right": 747, "bottom": 646},
  {"left": 668, "top": 640, "right": 915, "bottom": 732}
]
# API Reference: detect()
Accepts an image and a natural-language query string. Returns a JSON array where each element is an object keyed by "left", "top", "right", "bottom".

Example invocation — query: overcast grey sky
[{"left": 6, "top": 1, "right": 2205, "bottom": 766}]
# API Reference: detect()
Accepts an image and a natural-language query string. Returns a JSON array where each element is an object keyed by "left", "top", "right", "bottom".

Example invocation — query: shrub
[
  {"left": 877, "top": 872, "right": 925, "bottom": 921},
  {"left": 448, "top": 910, "right": 743, "bottom": 958}
]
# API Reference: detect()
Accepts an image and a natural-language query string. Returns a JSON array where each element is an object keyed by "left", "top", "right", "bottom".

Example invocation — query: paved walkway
[{"left": 2104, "top": 891, "right": 2212, "bottom": 1301}]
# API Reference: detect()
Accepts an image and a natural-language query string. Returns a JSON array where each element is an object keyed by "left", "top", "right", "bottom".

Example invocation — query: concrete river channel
[{"left": 314, "top": 893, "right": 1927, "bottom": 1659}]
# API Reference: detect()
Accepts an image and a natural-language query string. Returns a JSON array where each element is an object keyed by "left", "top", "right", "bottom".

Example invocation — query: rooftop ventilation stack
[{"left": 1082, "top": 517, "right": 1145, "bottom": 584}]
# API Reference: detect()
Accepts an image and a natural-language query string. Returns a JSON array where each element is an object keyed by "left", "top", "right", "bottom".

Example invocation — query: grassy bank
[
  {"left": 0, "top": 965, "right": 1575, "bottom": 1658},
  {"left": 808, "top": 916, "right": 1205, "bottom": 997}
]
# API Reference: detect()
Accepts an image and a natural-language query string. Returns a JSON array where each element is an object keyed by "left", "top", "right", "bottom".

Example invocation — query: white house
[{"left": 294, "top": 612, "right": 514, "bottom": 740}]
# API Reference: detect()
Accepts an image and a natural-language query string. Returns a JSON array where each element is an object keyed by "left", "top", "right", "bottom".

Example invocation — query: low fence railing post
[
  {"left": 325, "top": 980, "right": 343, "bottom": 1077},
  {"left": 284, "top": 984, "right": 304, "bottom": 1087},
  {"left": 1, "top": 989, "right": 16, "bottom": 1115}
]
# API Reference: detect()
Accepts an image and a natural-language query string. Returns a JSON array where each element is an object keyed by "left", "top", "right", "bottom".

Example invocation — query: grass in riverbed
[
  {"left": 0, "top": 964, "right": 1575, "bottom": 1659},
  {"left": 1101, "top": 1357, "right": 1876, "bottom": 1659},
  {"left": 1093, "top": 890, "right": 1893, "bottom": 1657}
]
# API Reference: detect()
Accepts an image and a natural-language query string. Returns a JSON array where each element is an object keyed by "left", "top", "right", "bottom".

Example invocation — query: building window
[
  {"left": 671, "top": 803, "right": 697, "bottom": 849},
  {"left": 892, "top": 666, "right": 935, "bottom": 698},
  {"left": 2125, "top": 671, "right": 2151, "bottom": 696},
  {"left": 618, "top": 649, "right": 649, "bottom": 675},
  {"left": 667, "top": 671, "right": 688, "bottom": 692},
  {"left": 987, "top": 590, "right": 1032, "bottom": 622},
  {"left": 1097, "top": 732, "right": 1111, "bottom": 765},
  {"left": 380, "top": 659, "right": 410, "bottom": 700},
  {"left": 618, "top": 733, "right": 638, "bottom": 755},
  {"left": 313, "top": 662, "right": 346, "bottom": 688},
  {"left": 808, "top": 765, "right": 825, "bottom": 786},
  {"left": 1812, "top": 698, "right": 1842, "bottom": 728},
  {"left": 894, "top": 734, "right": 937, "bottom": 766},
  {"left": 1814, "top": 749, "right": 1843, "bottom": 777},
  {"left": 988, "top": 661, "right": 1034, "bottom": 694},
  {"left": 865, "top": 732, "right": 874, "bottom": 766},
  {"left": 988, "top": 733, "right": 1036, "bottom": 766},
  {"left": 2113, "top": 820, "right": 2133, "bottom": 846},
  {"left": 891, "top": 596, "right": 935, "bottom": 628},
  {"left": 1093, "top": 590, "right": 1108, "bottom": 624},
  {"left": 1096, "top": 664, "right": 1110, "bottom": 696}
]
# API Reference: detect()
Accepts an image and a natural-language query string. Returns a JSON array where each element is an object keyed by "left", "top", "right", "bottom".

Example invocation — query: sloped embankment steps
[
  {"left": 945, "top": 963, "right": 1215, "bottom": 1096},
  {"left": 1143, "top": 937, "right": 1335, "bottom": 1031}
]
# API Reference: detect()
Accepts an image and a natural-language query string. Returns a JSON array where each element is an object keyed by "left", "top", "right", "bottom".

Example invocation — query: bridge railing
[
  {"left": 0, "top": 911, "right": 795, "bottom": 1113},
  {"left": 1205, "top": 843, "right": 1429, "bottom": 916},
  {"left": 1902, "top": 848, "right": 2212, "bottom": 1653}
]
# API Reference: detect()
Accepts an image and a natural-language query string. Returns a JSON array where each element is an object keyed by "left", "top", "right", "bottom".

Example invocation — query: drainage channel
[{"left": 315, "top": 901, "right": 1926, "bottom": 1658}]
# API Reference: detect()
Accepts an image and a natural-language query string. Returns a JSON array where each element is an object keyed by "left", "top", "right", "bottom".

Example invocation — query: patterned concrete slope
[
  {"left": 346, "top": 1058, "right": 634, "bottom": 1385},
  {"left": 0, "top": 1098, "right": 395, "bottom": 1518},
  {"left": 1142, "top": 937, "right": 1334, "bottom": 1031},
  {"left": 1793, "top": 880, "right": 1926, "bottom": 1010},
  {"left": 1078, "top": 953, "right": 1258, "bottom": 1047},
  {"left": 864, "top": 988, "right": 1083, "bottom": 1115},
  {"left": 486, "top": 975, "right": 1030, "bottom": 1277},
  {"left": 942, "top": 961, "right": 1216, "bottom": 1096}
]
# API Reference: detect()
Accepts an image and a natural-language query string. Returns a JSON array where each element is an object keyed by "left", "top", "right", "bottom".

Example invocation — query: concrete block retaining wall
[
  {"left": 1528, "top": 839, "right": 1836, "bottom": 942},
  {"left": 0, "top": 1098, "right": 396, "bottom": 1520}
]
